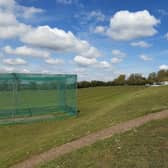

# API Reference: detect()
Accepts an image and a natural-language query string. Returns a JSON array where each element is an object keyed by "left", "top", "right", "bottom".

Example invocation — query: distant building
[
  {"left": 147, "top": 81, "right": 168, "bottom": 87},
  {"left": 160, "top": 81, "right": 168, "bottom": 86},
  {"left": 150, "top": 83, "right": 160, "bottom": 87}
]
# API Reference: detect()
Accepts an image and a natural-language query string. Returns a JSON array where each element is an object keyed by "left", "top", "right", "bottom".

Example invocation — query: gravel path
[{"left": 11, "top": 110, "right": 168, "bottom": 168}]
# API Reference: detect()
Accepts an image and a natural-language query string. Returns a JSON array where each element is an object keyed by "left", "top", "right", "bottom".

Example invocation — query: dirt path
[{"left": 12, "top": 110, "right": 168, "bottom": 168}]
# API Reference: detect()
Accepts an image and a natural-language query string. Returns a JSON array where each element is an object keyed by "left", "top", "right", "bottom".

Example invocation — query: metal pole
[{"left": 12, "top": 73, "right": 18, "bottom": 120}]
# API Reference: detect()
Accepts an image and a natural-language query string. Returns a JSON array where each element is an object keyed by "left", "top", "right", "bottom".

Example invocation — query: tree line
[
  {"left": 78, "top": 70, "right": 168, "bottom": 88},
  {"left": 0, "top": 70, "right": 167, "bottom": 90}
]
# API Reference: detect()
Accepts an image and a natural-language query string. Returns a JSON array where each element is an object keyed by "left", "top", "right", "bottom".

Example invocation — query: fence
[{"left": 0, "top": 73, "right": 77, "bottom": 124}]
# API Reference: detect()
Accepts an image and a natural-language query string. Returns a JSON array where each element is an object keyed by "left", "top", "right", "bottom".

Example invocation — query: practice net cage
[{"left": 0, "top": 73, "right": 77, "bottom": 125}]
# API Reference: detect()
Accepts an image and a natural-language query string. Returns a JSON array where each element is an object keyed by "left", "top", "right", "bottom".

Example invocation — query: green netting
[{"left": 0, "top": 73, "right": 77, "bottom": 125}]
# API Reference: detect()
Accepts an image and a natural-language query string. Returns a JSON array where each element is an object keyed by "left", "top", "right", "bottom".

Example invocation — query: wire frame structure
[{"left": 0, "top": 73, "right": 77, "bottom": 125}]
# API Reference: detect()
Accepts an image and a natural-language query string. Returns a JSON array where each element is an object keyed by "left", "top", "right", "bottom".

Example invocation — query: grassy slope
[
  {"left": 0, "top": 86, "right": 168, "bottom": 167},
  {"left": 40, "top": 118, "right": 168, "bottom": 168}
]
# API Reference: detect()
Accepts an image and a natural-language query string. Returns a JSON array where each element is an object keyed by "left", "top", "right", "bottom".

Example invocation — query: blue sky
[{"left": 0, "top": 0, "right": 168, "bottom": 81}]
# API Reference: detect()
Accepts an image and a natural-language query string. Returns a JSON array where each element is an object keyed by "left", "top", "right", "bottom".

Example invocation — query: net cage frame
[{"left": 0, "top": 73, "right": 77, "bottom": 125}]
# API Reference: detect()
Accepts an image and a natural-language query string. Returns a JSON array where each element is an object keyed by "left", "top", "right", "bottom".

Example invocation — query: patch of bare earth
[{"left": 11, "top": 110, "right": 168, "bottom": 168}]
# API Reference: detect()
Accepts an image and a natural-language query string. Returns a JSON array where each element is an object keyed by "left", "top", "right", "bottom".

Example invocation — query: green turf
[
  {"left": 0, "top": 89, "right": 76, "bottom": 122},
  {"left": 39, "top": 118, "right": 168, "bottom": 168},
  {"left": 0, "top": 86, "right": 168, "bottom": 168},
  {"left": 0, "top": 90, "right": 59, "bottom": 109}
]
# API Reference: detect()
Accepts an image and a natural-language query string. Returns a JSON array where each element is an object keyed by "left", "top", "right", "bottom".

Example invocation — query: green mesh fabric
[{"left": 0, "top": 73, "right": 77, "bottom": 124}]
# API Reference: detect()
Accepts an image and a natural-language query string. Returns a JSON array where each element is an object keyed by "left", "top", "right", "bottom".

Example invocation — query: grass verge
[
  {"left": 0, "top": 86, "right": 168, "bottom": 167},
  {"left": 39, "top": 118, "right": 168, "bottom": 168}
]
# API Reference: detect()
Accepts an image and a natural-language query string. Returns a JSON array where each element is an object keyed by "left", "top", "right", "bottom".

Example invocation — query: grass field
[
  {"left": 0, "top": 86, "right": 168, "bottom": 168},
  {"left": 39, "top": 118, "right": 168, "bottom": 168},
  {"left": 0, "top": 89, "right": 76, "bottom": 123},
  {"left": 0, "top": 90, "right": 59, "bottom": 109}
]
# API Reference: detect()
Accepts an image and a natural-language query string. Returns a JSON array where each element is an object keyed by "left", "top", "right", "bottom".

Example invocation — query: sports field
[
  {"left": 0, "top": 86, "right": 168, "bottom": 168},
  {"left": 39, "top": 118, "right": 168, "bottom": 168},
  {"left": 0, "top": 90, "right": 59, "bottom": 109},
  {"left": 0, "top": 89, "right": 76, "bottom": 123}
]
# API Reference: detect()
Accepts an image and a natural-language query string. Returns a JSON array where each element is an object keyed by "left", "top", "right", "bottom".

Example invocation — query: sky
[{"left": 0, "top": 0, "right": 168, "bottom": 81}]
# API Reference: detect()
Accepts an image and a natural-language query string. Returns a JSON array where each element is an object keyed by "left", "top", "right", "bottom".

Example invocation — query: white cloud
[
  {"left": 158, "top": 9, "right": 168, "bottom": 16},
  {"left": 73, "top": 67, "right": 86, "bottom": 73},
  {"left": 0, "top": 66, "right": 15, "bottom": 73},
  {"left": 130, "top": 41, "right": 151, "bottom": 48},
  {"left": 74, "top": 55, "right": 111, "bottom": 69},
  {"left": 0, "top": 13, "right": 100, "bottom": 61},
  {"left": 106, "top": 10, "right": 160, "bottom": 41},
  {"left": 0, "top": 0, "right": 44, "bottom": 39},
  {"left": 112, "top": 49, "right": 126, "bottom": 57},
  {"left": 0, "top": 0, "right": 15, "bottom": 9},
  {"left": 21, "top": 26, "right": 100, "bottom": 58},
  {"left": 20, "top": 26, "right": 77, "bottom": 51},
  {"left": 94, "top": 26, "right": 105, "bottom": 34},
  {"left": 0, "top": 0, "right": 101, "bottom": 67},
  {"left": 16, "top": 6, "right": 44, "bottom": 19},
  {"left": 22, "top": 69, "right": 31, "bottom": 73},
  {"left": 3, "top": 45, "right": 50, "bottom": 58},
  {"left": 56, "top": 0, "right": 74, "bottom": 5},
  {"left": 0, "top": 12, "right": 17, "bottom": 26},
  {"left": 159, "top": 64, "right": 168, "bottom": 70},
  {"left": 88, "top": 11, "right": 105, "bottom": 22},
  {"left": 0, "top": 65, "right": 31, "bottom": 73},
  {"left": 0, "top": 21, "right": 30, "bottom": 39},
  {"left": 0, "top": 0, "right": 109, "bottom": 75},
  {"left": 0, "top": 0, "right": 32, "bottom": 39},
  {"left": 45, "top": 58, "right": 64, "bottom": 65},
  {"left": 3, "top": 58, "right": 27, "bottom": 65},
  {"left": 111, "top": 49, "right": 126, "bottom": 64},
  {"left": 140, "top": 54, "right": 152, "bottom": 61},
  {"left": 41, "top": 70, "right": 50, "bottom": 74},
  {"left": 165, "top": 33, "right": 168, "bottom": 40},
  {"left": 0, "top": 0, "right": 44, "bottom": 19},
  {"left": 97, "top": 61, "right": 111, "bottom": 68},
  {"left": 80, "top": 46, "right": 100, "bottom": 58},
  {"left": 111, "top": 57, "right": 123, "bottom": 64},
  {"left": 74, "top": 56, "right": 97, "bottom": 66}
]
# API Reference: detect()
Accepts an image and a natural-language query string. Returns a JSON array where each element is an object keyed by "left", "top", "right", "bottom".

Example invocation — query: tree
[
  {"left": 78, "top": 81, "right": 91, "bottom": 88},
  {"left": 127, "top": 73, "right": 146, "bottom": 85},
  {"left": 90, "top": 80, "right": 106, "bottom": 87},
  {"left": 157, "top": 70, "right": 168, "bottom": 82},
  {"left": 148, "top": 72, "right": 158, "bottom": 84},
  {"left": 113, "top": 74, "right": 126, "bottom": 85},
  {"left": 77, "top": 70, "right": 167, "bottom": 88}
]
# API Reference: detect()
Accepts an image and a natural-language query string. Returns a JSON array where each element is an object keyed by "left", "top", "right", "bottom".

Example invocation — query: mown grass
[
  {"left": 40, "top": 118, "right": 168, "bottom": 168},
  {"left": 0, "top": 86, "right": 168, "bottom": 168},
  {"left": 0, "top": 90, "right": 60, "bottom": 109}
]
